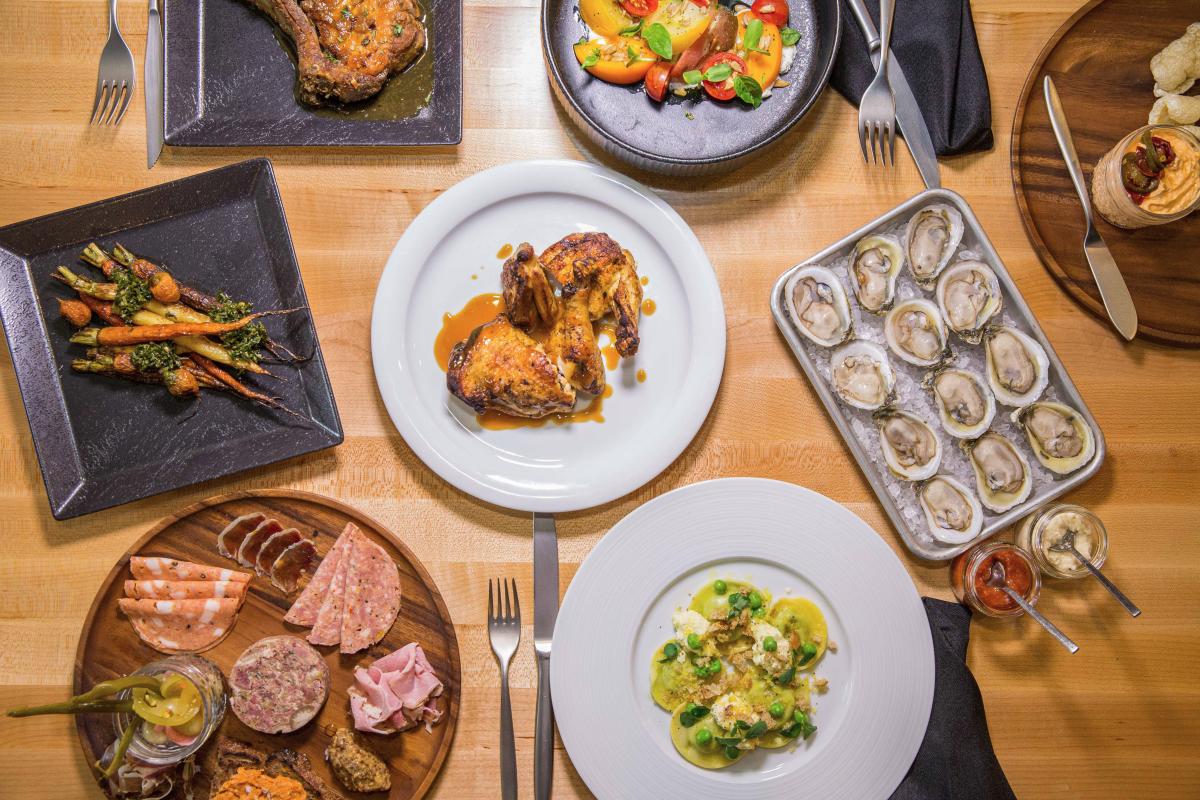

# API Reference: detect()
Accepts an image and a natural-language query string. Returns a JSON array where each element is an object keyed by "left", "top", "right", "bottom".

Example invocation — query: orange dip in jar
[{"left": 950, "top": 541, "right": 1041, "bottom": 618}]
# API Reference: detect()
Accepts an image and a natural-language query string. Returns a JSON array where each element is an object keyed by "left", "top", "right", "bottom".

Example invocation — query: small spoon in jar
[
  {"left": 1050, "top": 531, "right": 1141, "bottom": 617},
  {"left": 986, "top": 561, "right": 1079, "bottom": 653}
]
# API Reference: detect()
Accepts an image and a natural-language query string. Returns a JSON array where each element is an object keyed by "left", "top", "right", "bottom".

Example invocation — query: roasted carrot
[
  {"left": 111, "top": 243, "right": 213, "bottom": 312},
  {"left": 71, "top": 356, "right": 216, "bottom": 393},
  {"left": 132, "top": 309, "right": 268, "bottom": 373},
  {"left": 188, "top": 353, "right": 307, "bottom": 420},
  {"left": 57, "top": 298, "right": 92, "bottom": 327},
  {"left": 79, "top": 242, "right": 122, "bottom": 278},
  {"left": 69, "top": 312, "right": 279, "bottom": 347},
  {"left": 55, "top": 266, "right": 115, "bottom": 300},
  {"left": 76, "top": 293, "right": 124, "bottom": 326}
]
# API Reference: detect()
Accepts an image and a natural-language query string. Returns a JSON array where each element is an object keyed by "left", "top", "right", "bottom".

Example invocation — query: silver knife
[
  {"left": 1043, "top": 76, "right": 1138, "bottom": 341},
  {"left": 145, "top": 0, "right": 164, "bottom": 169},
  {"left": 845, "top": 0, "right": 940, "bottom": 189},
  {"left": 532, "top": 512, "right": 558, "bottom": 800}
]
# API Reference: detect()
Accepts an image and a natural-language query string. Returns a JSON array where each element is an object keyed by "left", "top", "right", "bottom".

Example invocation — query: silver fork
[
  {"left": 91, "top": 0, "right": 136, "bottom": 125},
  {"left": 857, "top": 0, "right": 897, "bottom": 164},
  {"left": 488, "top": 578, "right": 521, "bottom": 800}
]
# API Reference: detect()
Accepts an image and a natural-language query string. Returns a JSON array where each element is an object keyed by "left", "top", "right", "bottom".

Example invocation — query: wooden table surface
[{"left": 1, "top": 1, "right": 1197, "bottom": 797}]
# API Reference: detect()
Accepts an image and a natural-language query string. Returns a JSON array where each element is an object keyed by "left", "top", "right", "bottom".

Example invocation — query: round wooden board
[
  {"left": 1011, "top": 0, "right": 1200, "bottom": 347},
  {"left": 71, "top": 489, "right": 460, "bottom": 800}
]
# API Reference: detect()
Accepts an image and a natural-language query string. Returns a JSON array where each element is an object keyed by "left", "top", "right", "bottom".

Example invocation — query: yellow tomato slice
[
  {"left": 735, "top": 10, "right": 782, "bottom": 92},
  {"left": 579, "top": 0, "right": 636, "bottom": 38},
  {"left": 574, "top": 37, "right": 658, "bottom": 85},
  {"left": 646, "top": 0, "right": 717, "bottom": 56}
]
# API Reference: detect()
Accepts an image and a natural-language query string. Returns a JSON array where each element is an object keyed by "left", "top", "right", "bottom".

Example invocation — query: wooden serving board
[
  {"left": 72, "top": 489, "right": 460, "bottom": 800},
  {"left": 1011, "top": 0, "right": 1200, "bottom": 347}
]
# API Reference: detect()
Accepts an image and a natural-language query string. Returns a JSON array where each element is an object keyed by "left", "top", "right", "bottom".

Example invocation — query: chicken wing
[
  {"left": 447, "top": 315, "right": 576, "bottom": 418},
  {"left": 539, "top": 233, "right": 642, "bottom": 356},
  {"left": 501, "top": 243, "right": 560, "bottom": 330},
  {"left": 546, "top": 291, "right": 606, "bottom": 396}
]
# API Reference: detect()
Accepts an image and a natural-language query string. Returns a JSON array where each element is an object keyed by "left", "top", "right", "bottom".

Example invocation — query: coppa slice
[
  {"left": 283, "top": 525, "right": 356, "bottom": 626},
  {"left": 236, "top": 519, "right": 284, "bottom": 568},
  {"left": 130, "top": 556, "right": 251, "bottom": 583},
  {"left": 339, "top": 529, "right": 402, "bottom": 654},
  {"left": 119, "top": 597, "right": 240, "bottom": 654},
  {"left": 271, "top": 539, "right": 318, "bottom": 594},
  {"left": 255, "top": 528, "right": 303, "bottom": 576},
  {"left": 217, "top": 512, "right": 267, "bottom": 559},
  {"left": 306, "top": 533, "right": 353, "bottom": 646},
  {"left": 123, "top": 579, "right": 248, "bottom": 604}
]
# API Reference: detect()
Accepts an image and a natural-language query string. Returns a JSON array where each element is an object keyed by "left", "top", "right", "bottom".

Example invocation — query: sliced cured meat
[
  {"left": 283, "top": 525, "right": 356, "bottom": 627},
  {"left": 254, "top": 528, "right": 303, "bottom": 576},
  {"left": 271, "top": 539, "right": 318, "bottom": 594},
  {"left": 306, "top": 536, "right": 352, "bottom": 646},
  {"left": 339, "top": 530, "right": 401, "bottom": 654},
  {"left": 229, "top": 635, "right": 329, "bottom": 734},
  {"left": 119, "top": 597, "right": 240, "bottom": 654},
  {"left": 349, "top": 643, "right": 444, "bottom": 734},
  {"left": 217, "top": 512, "right": 267, "bottom": 559},
  {"left": 236, "top": 519, "right": 284, "bottom": 568},
  {"left": 130, "top": 556, "right": 251, "bottom": 583},
  {"left": 123, "top": 579, "right": 248, "bottom": 604}
]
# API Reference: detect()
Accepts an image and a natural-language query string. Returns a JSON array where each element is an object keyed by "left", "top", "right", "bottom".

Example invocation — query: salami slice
[
  {"left": 130, "top": 556, "right": 250, "bottom": 583},
  {"left": 255, "top": 528, "right": 302, "bottom": 576},
  {"left": 217, "top": 512, "right": 267, "bottom": 559},
  {"left": 306, "top": 538, "right": 352, "bottom": 646},
  {"left": 229, "top": 635, "right": 329, "bottom": 734},
  {"left": 271, "top": 539, "right": 318, "bottom": 594},
  {"left": 123, "top": 579, "right": 247, "bottom": 604},
  {"left": 339, "top": 529, "right": 402, "bottom": 654},
  {"left": 236, "top": 519, "right": 284, "bottom": 568},
  {"left": 119, "top": 597, "right": 240, "bottom": 654},
  {"left": 283, "top": 525, "right": 355, "bottom": 626}
]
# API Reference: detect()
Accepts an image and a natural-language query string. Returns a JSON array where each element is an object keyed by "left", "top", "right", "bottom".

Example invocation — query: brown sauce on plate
[{"left": 496, "top": 243, "right": 514, "bottom": 259}]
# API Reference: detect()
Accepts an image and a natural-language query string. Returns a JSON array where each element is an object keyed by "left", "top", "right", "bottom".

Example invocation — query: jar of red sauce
[{"left": 950, "top": 541, "right": 1041, "bottom": 618}]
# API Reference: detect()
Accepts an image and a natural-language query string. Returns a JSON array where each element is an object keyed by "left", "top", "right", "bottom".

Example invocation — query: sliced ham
[
  {"left": 217, "top": 513, "right": 267, "bottom": 559},
  {"left": 119, "top": 597, "right": 240, "bottom": 654},
  {"left": 348, "top": 643, "right": 444, "bottom": 734},
  {"left": 255, "top": 528, "right": 303, "bottom": 576},
  {"left": 306, "top": 532, "right": 353, "bottom": 646},
  {"left": 339, "top": 529, "right": 402, "bottom": 654},
  {"left": 284, "top": 525, "right": 356, "bottom": 626},
  {"left": 123, "top": 579, "right": 247, "bottom": 604},
  {"left": 130, "top": 556, "right": 250, "bottom": 583},
  {"left": 271, "top": 538, "right": 318, "bottom": 594},
  {"left": 236, "top": 519, "right": 284, "bottom": 568}
]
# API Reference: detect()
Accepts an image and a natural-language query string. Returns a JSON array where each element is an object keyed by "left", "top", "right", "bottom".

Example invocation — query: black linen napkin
[
  {"left": 889, "top": 598, "right": 1016, "bottom": 800},
  {"left": 831, "top": 0, "right": 994, "bottom": 156}
]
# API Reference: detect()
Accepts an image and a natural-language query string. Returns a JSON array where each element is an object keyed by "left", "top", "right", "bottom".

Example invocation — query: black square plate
[
  {"left": 164, "top": 0, "right": 461, "bottom": 147},
  {"left": 0, "top": 159, "right": 343, "bottom": 519}
]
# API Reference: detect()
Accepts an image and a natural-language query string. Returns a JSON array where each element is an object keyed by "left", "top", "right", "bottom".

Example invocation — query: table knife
[
  {"left": 532, "top": 512, "right": 558, "bottom": 800},
  {"left": 844, "top": 0, "right": 940, "bottom": 189},
  {"left": 145, "top": 0, "right": 164, "bottom": 169},
  {"left": 1043, "top": 76, "right": 1138, "bottom": 341}
]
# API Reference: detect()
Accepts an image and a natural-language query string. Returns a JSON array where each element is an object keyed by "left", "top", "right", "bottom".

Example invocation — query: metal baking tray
[{"left": 770, "top": 188, "right": 1105, "bottom": 561}]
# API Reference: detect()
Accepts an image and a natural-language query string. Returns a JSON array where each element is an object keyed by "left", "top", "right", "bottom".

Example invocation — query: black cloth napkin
[
  {"left": 831, "top": 0, "right": 994, "bottom": 156},
  {"left": 890, "top": 598, "right": 1016, "bottom": 800}
]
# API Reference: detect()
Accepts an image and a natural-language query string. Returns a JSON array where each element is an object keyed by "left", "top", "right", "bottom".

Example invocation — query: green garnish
[
  {"left": 780, "top": 26, "right": 801, "bottom": 46},
  {"left": 776, "top": 665, "right": 796, "bottom": 685},
  {"left": 724, "top": 745, "right": 740, "bottom": 760},
  {"left": 745, "top": 720, "right": 768, "bottom": 739},
  {"left": 769, "top": 701, "right": 785, "bottom": 719},
  {"left": 130, "top": 342, "right": 181, "bottom": 375},
  {"left": 580, "top": 47, "right": 601, "bottom": 70},
  {"left": 702, "top": 62, "right": 733, "bottom": 83},
  {"left": 799, "top": 641, "right": 818, "bottom": 664},
  {"left": 748, "top": 591, "right": 763, "bottom": 610},
  {"left": 642, "top": 23, "right": 672, "bottom": 60},
  {"left": 735, "top": 720, "right": 751, "bottom": 731},
  {"left": 715, "top": 736, "right": 740, "bottom": 747},
  {"left": 683, "top": 69, "right": 703, "bottom": 85},
  {"left": 341, "top": 6, "right": 351, "bottom": 17},
  {"left": 625, "top": 45, "right": 640, "bottom": 67},
  {"left": 210, "top": 292, "right": 265, "bottom": 366},
  {"left": 733, "top": 75, "right": 763, "bottom": 108},
  {"left": 687, "top": 632, "right": 701, "bottom": 650},
  {"left": 112, "top": 267, "right": 151, "bottom": 322},
  {"left": 679, "top": 704, "right": 709, "bottom": 727},
  {"left": 783, "top": 710, "right": 817, "bottom": 740},
  {"left": 619, "top": 19, "right": 644, "bottom": 35},
  {"left": 763, "top": 636, "right": 777, "bottom": 652},
  {"left": 743, "top": 18, "right": 769, "bottom": 54},
  {"left": 209, "top": 292, "right": 253, "bottom": 324},
  {"left": 393, "top": 24, "right": 404, "bottom": 36},
  {"left": 684, "top": 112, "right": 695, "bottom": 120},
  {"left": 659, "top": 642, "right": 679, "bottom": 662},
  {"left": 695, "top": 729, "right": 713, "bottom": 745},
  {"left": 713, "top": 580, "right": 727, "bottom": 595}
]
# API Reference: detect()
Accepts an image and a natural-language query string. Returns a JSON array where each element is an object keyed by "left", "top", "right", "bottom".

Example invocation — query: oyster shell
[
  {"left": 850, "top": 234, "right": 904, "bottom": 314},
  {"left": 903, "top": 204, "right": 963, "bottom": 287},
  {"left": 875, "top": 409, "right": 942, "bottom": 481},
  {"left": 788, "top": 265, "right": 852, "bottom": 347},
  {"left": 983, "top": 326, "right": 1049, "bottom": 406},
  {"left": 962, "top": 432, "right": 1031, "bottom": 513},
  {"left": 1012, "top": 401, "right": 1096, "bottom": 475},
  {"left": 884, "top": 298, "right": 948, "bottom": 367},
  {"left": 925, "top": 368, "right": 995, "bottom": 439},
  {"left": 829, "top": 340, "right": 895, "bottom": 411},
  {"left": 936, "top": 260, "right": 1002, "bottom": 343},
  {"left": 916, "top": 475, "right": 983, "bottom": 545}
]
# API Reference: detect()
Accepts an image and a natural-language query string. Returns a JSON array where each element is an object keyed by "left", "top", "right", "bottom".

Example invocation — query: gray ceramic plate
[
  {"left": 542, "top": 0, "right": 840, "bottom": 173},
  {"left": 164, "top": 0, "right": 461, "bottom": 147},
  {"left": 0, "top": 159, "right": 343, "bottom": 519}
]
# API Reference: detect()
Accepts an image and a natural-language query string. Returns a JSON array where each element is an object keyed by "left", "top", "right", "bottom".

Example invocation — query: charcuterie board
[{"left": 72, "top": 489, "right": 460, "bottom": 800}]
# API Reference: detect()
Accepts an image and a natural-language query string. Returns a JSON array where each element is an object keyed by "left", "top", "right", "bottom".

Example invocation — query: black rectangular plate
[
  {"left": 0, "top": 159, "right": 343, "bottom": 519},
  {"left": 164, "top": 0, "right": 461, "bottom": 147}
]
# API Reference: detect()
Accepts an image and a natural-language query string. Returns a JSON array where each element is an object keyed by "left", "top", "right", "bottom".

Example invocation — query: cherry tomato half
[
  {"left": 644, "top": 61, "right": 672, "bottom": 102},
  {"left": 698, "top": 52, "right": 747, "bottom": 102},
  {"left": 750, "top": 0, "right": 789, "bottom": 26},
  {"left": 621, "top": 0, "right": 659, "bottom": 17}
]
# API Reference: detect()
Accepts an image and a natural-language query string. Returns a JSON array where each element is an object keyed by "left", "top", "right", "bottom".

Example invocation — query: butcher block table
[{"left": 0, "top": 1, "right": 1196, "bottom": 798}]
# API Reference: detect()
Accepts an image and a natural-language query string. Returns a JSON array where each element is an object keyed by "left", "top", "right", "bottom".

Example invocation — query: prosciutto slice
[
  {"left": 236, "top": 519, "right": 284, "bottom": 568},
  {"left": 348, "top": 643, "right": 444, "bottom": 734},
  {"left": 130, "top": 557, "right": 250, "bottom": 583},
  {"left": 217, "top": 512, "right": 267, "bottom": 559},
  {"left": 283, "top": 524, "right": 355, "bottom": 626},
  {"left": 255, "top": 528, "right": 303, "bottom": 575},
  {"left": 119, "top": 597, "right": 239, "bottom": 654},
  {"left": 271, "top": 539, "right": 318, "bottom": 594},
  {"left": 123, "top": 579, "right": 247, "bottom": 604},
  {"left": 339, "top": 528, "right": 401, "bottom": 654}
]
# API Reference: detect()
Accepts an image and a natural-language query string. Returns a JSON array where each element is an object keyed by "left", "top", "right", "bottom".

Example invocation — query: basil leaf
[
  {"left": 715, "top": 736, "right": 741, "bottom": 747},
  {"left": 801, "top": 720, "right": 817, "bottom": 739},
  {"left": 658, "top": 642, "right": 679, "bottom": 663},
  {"left": 679, "top": 712, "right": 697, "bottom": 728},
  {"left": 691, "top": 705, "right": 709, "bottom": 718},
  {"left": 745, "top": 720, "right": 768, "bottom": 739},
  {"left": 702, "top": 62, "right": 733, "bottom": 83},
  {"left": 743, "top": 18, "right": 767, "bottom": 54},
  {"left": 626, "top": 45, "right": 639, "bottom": 66},
  {"left": 733, "top": 75, "right": 763, "bottom": 108},
  {"left": 619, "top": 19, "right": 644, "bottom": 35},
  {"left": 780, "top": 26, "right": 801, "bottom": 46},
  {"left": 734, "top": 720, "right": 751, "bottom": 731},
  {"left": 643, "top": 22, "right": 672, "bottom": 60},
  {"left": 683, "top": 69, "right": 703, "bottom": 85},
  {"left": 776, "top": 666, "right": 796, "bottom": 685},
  {"left": 580, "top": 47, "right": 601, "bottom": 70}
]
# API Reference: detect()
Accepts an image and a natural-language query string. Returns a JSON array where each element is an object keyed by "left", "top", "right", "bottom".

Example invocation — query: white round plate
[
  {"left": 370, "top": 160, "right": 725, "bottom": 512},
  {"left": 552, "top": 478, "right": 934, "bottom": 799}
]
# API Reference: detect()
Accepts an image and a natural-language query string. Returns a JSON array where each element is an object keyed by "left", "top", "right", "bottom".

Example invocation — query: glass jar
[
  {"left": 950, "top": 540, "right": 1041, "bottom": 618},
  {"left": 1016, "top": 504, "right": 1108, "bottom": 580},
  {"left": 1090, "top": 125, "right": 1200, "bottom": 229},
  {"left": 111, "top": 654, "right": 227, "bottom": 767}
]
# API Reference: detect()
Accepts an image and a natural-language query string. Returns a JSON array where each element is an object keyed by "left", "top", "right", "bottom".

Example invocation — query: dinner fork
[
  {"left": 488, "top": 578, "right": 521, "bottom": 800},
  {"left": 857, "top": 0, "right": 897, "bottom": 164},
  {"left": 91, "top": 0, "right": 137, "bottom": 125}
]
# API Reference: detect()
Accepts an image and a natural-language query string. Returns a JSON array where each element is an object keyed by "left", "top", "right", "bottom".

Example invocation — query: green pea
[
  {"left": 749, "top": 591, "right": 763, "bottom": 609},
  {"left": 763, "top": 636, "right": 777, "bottom": 652},
  {"left": 802, "top": 642, "right": 818, "bottom": 659},
  {"left": 752, "top": 606, "right": 766, "bottom": 617},
  {"left": 793, "top": 709, "right": 808, "bottom": 725},
  {"left": 686, "top": 702, "right": 700, "bottom": 715},
  {"left": 769, "top": 701, "right": 785, "bottom": 719},
  {"left": 661, "top": 642, "right": 679, "bottom": 661},
  {"left": 724, "top": 745, "right": 740, "bottom": 760},
  {"left": 687, "top": 632, "right": 701, "bottom": 650},
  {"left": 696, "top": 729, "right": 713, "bottom": 745},
  {"left": 707, "top": 659, "right": 722, "bottom": 676},
  {"left": 713, "top": 579, "right": 727, "bottom": 595}
]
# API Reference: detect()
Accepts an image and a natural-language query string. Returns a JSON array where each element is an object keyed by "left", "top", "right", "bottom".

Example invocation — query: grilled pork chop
[{"left": 243, "top": 0, "right": 426, "bottom": 105}]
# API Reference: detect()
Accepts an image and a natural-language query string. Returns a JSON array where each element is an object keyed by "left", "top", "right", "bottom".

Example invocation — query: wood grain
[
  {"left": 72, "top": 490, "right": 459, "bottom": 800},
  {"left": 0, "top": 1, "right": 1198, "bottom": 799},
  {"left": 1011, "top": 0, "right": 1200, "bottom": 346}
]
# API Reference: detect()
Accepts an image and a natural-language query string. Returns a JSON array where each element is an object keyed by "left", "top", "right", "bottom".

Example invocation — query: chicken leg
[
  {"left": 447, "top": 315, "right": 575, "bottom": 418},
  {"left": 540, "top": 233, "right": 642, "bottom": 357}
]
